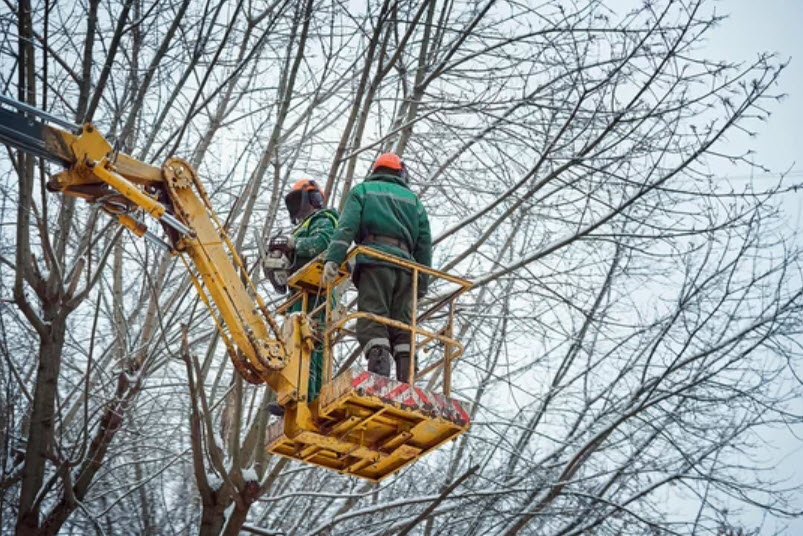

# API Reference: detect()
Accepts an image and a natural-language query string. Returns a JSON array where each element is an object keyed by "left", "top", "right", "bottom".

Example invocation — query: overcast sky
[
  {"left": 708, "top": 1, "right": 802, "bottom": 224},
  {"left": 703, "top": 1, "right": 802, "bottom": 532}
]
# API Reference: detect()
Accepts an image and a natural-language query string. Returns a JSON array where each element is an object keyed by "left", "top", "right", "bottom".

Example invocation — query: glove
[{"left": 321, "top": 261, "right": 339, "bottom": 285}]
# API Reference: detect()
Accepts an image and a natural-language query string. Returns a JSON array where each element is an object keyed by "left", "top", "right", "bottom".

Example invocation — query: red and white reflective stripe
[
  {"left": 350, "top": 370, "right": 470, "bottom": 424},
  {"left": 452, "top": 399, "right": 471, "bottom": 422},
  {"left": 352, "top": 371, "right": 372, "bottom": 389},
  {"left": 415, "top": 387, "right": 432, "bottom": 407},
  {"left": 385, "top": 382, "right": 409, "bottom": 401}
]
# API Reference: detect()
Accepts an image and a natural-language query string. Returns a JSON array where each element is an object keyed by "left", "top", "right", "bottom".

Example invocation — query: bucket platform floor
[{"left": 266, "top": 368, "right": 471, "bottom": 481}]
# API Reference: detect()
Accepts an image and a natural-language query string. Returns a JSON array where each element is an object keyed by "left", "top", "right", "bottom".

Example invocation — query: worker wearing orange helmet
[
  {"left": 282, "top": 178, "right": 338, "bottom": 270},
  {"left": 321, "top": 153, "right": 431, "bottom": 383},
  {"left": 263, "top": 178, "right": 338, "bottom": 407}
]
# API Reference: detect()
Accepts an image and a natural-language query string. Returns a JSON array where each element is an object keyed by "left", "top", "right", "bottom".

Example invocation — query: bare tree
[{"left": 1, "top": 1, "right": 801, "bottom": 535}]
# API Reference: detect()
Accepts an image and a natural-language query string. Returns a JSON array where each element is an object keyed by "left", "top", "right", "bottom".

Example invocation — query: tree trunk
[
  {"left": 199, "top": 496, "right": 229, "bottom": 536},
  {"left": 16, "top": 320, "right": 65, "bottom": 533}
]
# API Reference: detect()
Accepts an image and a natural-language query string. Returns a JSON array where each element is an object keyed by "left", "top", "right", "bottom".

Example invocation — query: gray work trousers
[{"left": 356, "top": 265, "right": 413, "bottom": 357}]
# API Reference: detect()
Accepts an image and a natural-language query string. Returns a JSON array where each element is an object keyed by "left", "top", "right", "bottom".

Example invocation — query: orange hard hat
[
  {"left": 373, "top": 152, "right": 404, "bottom": 171},
  {"left": 291, "top": 178, "right": 322, "bottom": 195},
  {"left": 285, "top": 178, "right": 325, "bottom": 222}
]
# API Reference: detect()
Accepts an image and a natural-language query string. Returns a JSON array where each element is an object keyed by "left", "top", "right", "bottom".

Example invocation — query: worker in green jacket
[
  {"left": 283, "top": 178, "right": 339, "bottom": 274},
  {"left": 321, "top": 153, "right": 432, "bottom": 383},
  {"left": 265, "top": 178, "right": 338, "bottom": 409}
]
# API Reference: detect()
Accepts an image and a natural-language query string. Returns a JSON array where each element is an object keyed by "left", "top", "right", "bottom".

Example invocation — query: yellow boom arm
[{"left": 1, "top": 99, "right": 303, "bottom": 405}]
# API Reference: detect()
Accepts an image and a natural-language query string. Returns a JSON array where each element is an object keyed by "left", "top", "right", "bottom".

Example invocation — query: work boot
[
  {"left": 394, "top": 352, "right": 415, "bottom": 384},
  {"left": 266, "top": 402, "right": 285, "bottom": 417},
  {"left": 366, "top": 346, "right": 392, "bottom": 377}
]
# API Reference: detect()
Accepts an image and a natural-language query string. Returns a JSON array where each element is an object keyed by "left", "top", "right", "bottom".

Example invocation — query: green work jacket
[
  {"left": 291, "top": 208, "right": 339, "bottom": 270},
  {"left": 324, "top": 173, "right": 432, "bottom": 291}
]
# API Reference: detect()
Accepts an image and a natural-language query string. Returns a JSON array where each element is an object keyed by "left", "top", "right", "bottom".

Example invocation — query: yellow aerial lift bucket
[{"left": 266, "top": 246, "right": 473, "bottom": 481}]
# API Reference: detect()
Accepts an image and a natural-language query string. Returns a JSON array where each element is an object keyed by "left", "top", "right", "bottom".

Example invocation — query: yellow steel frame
[
  {"left": 266, "top": 249, "right": 474, "bottom": 480},
  {"left": 266, "top": 366, "right": 471, "bottom": 480},
  {"left": 318, "top": 246, "right": 473, "bottom": 395},
  {"left": 277, "top": 247, "right": 474, "bottom": 398}
]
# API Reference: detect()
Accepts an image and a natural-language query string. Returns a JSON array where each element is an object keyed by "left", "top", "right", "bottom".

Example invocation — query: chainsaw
[{"left": 256, "top": 231, "right": 294, "bottom": 294}]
